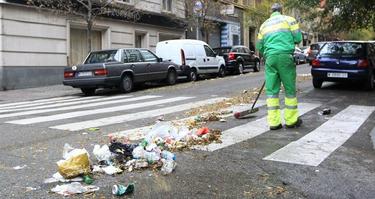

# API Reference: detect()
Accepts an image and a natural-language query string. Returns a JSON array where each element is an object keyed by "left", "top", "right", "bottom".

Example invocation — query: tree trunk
[
  {"left": 87, "top": 19, "right": 93, "bottom": 53},
  {"left": 86, "top": 0, "right": 93, "bottom": 53}
]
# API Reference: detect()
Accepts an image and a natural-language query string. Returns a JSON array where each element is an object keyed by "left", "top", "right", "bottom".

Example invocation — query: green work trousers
[{"left": 265, "top": 54, "right": 299, "bottom": 127}]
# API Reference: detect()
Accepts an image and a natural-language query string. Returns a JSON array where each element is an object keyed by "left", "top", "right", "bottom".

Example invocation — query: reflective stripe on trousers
[
  {"left": 267, "top": 97, "right": 281, "bottom": 127},
  {"left": 285, "top": 97, "right": 299, "bottom": 125}
]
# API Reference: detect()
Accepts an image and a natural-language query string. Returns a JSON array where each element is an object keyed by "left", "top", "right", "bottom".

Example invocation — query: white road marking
[
  {"left": 263, "top": 105, "right": 375, "bottom": 166},
  {"left": 50, "top": 97, "right": 226, "bottom": 131},
  {"left": 0, "top": 95, "right": 159, "bottom": 119},
  {"left": 110, "top": 101, "right": 267, "bottom": 140},
  {"left": 0, "top": 96, "right": 103, "bottom": 112},
  {"left": 194, "top": 103, "right": 321, "bottom": 152},
  {"left": 0, "top": 96, "right": 78, "bottom": 108},
  {"left": 0, "top": 95, "right": 132, "bottom": 113},
  {"left": 8, "top": 97, "right": 193, "bottom": 124}
]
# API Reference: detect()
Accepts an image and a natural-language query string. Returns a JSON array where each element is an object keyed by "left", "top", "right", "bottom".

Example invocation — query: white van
[{"left": 156, "top": 39, "right": 226, "bottom": 81}]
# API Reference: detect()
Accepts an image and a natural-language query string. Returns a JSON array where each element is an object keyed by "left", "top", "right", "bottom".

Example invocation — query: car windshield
[
  {"left": 319, "top": 42, "right": 365, "bottom": 58},
  {"left": 85, "top": 50, "right": 120, "bottom": 64},
  {"left": 213, "top": 48, "right": 231, "bottom": 55}
]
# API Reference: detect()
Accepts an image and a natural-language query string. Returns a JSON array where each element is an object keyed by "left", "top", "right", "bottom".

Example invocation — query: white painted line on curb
[
  {"left": 8, "top": 96, "right": 193, "bottom": 124},
  {"left": 0, "top": 96, "right": 78, "bottom": 108},
  {"left": 194, "top": 103, "right": 321, "bottom": 152},
  {"left": 50, "top": 97, "right": 227, "bottom": 131},
  {"left": 0, "top": 95, "right": 158, "bottom": 119},
  {"left": 263, "top": 105, "right": 375, "bottom": 166}
]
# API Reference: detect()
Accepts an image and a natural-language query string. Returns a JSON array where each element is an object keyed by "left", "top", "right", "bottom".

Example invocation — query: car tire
[
  {"left": 365, "top": 73, "right": 374, "bottom": 90},
  {"left": 237, "top": 63, "right": 244, "bottom": 74},
  {"left": 81, "top": 88, "right": 96, "bottom": 96},
  {"left": 254, "top": 61, "right": 260, "bottom": 72},
  {"left": 312, "top": 78, "right": 323, "bottom": 89},
  {"left": 218, "top": 65, "right": 226, "bottom": 77},
  {"left": 166, "top": 69, "right": 177, "bottom": 85},
  {"left": 120, "top": 74, "right": 133, "bottom": 93},
  {"left": 188, "top": 68, "right": 198, "bottom": 82}
]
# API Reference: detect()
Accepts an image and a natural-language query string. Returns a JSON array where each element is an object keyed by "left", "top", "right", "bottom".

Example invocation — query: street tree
[
  {"left": 185, "top": 0, "right": 225, "bottom": 42},
  {"left": 27, "top": 0, "right": 140, "bottom": 52},
  {"left": 285, "top": 0, "right": 375, "bottom": 32}
]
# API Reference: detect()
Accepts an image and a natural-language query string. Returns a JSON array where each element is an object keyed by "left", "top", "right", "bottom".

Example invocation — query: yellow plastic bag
[{"left": 57, "top": 147, "right": 90, "bottom": 179}]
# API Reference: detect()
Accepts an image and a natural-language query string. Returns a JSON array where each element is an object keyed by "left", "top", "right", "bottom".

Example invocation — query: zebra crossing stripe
[
  {"left": 194, "top": 103, "right": 321, "bottom": 152},
  {"left": 0, "top": 96, "right": 78, "bottom": 109},
  {"left": 0, "top": 95, "right": 103, "bottom": 113},
  {"left": 0, "top": 95, "right": 159, "bottom": 119},
  {"left": 50, "top": 97, "right": 227, "bottom": 131},
  {"left": 111, "top": 101, "right": 267, "bottom": 140},
  {"left": 7, "top": 96, "right": 194, "bottom": 124},
  {"left": 263, "top": 105, "right": 375, "bottom": 166},
  {"left": 0, "top": 95, "right": 132, "bottom": 113}
]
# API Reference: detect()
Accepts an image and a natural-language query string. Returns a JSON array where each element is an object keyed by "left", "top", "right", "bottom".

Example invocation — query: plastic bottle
[
  {"left": 132, "top": 146, "right": 146, "bottom": 159},
  {"left": 145, "top": 151, "right": 160, "bottom": 164},
  {"left": 161, "top": 150, "right": 176, "bottom": 160},
  {"left": 161, "top": 159, "right": 176, "bottom": 175}
]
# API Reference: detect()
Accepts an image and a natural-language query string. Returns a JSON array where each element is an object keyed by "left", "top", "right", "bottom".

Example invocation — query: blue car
[{"left": 311, "top": 41, "right": 375, "bottom": 90}]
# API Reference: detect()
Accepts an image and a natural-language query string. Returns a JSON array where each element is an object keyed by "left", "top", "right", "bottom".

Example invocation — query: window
[
  {"left": 244, "top": 47, "right": 251, "bottom": 54},
  {"left": 319, "top": 42, "right": 365, "bottom": 58},
  {"left": 204, "top": 45, "right": 216, "bottom": 57},
  {"left": 121, "top": 50, "right": 128, "bottom": 63},
  {"left": 85, "top": 50, "right": 119, "bottom": 64},
  {"left": 126, "top": 49, "right": 143, "bottom": 63},
  {"left": 140, "top": 49, "right": 158, "bottom": 62},
  {"left": 135, "top": 32, "right": 147, "bottom": 48},
  {"left": 162, "top": 0, "right": 172, "bottom": 12}
]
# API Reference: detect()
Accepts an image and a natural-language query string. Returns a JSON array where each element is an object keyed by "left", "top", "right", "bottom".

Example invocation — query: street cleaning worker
[{"left": 256, "top": 3, "right": 302, "bottom": 130}]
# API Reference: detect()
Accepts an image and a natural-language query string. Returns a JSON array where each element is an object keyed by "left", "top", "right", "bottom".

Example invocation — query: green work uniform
[{"left": 256, "top": 12, "right": 302, "bottom": 127}]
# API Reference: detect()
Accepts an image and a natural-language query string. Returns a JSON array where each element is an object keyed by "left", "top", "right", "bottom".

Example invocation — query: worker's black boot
[
  {"left": 285, "top": 118, "right": 303, "bottom": 128},
  {"left": 270, "top": 124, "right": 283, "bottom": 130}
]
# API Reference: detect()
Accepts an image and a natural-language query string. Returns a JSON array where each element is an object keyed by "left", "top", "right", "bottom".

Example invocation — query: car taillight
[
  {"left": 358, "top": 59, "right": 369, "bottom": 68},
  {"left": 94, "top": 69, "right": 108, "bottom": 76},
  {"left": 228, "top": 52, "right": 235, "bottom": 60},
  {"left": 64, "top": 71, "right": 75, "bottom": 78},
  {"left": 311, "top": 59, "right": 320, "bottom": 67},
  {"left": 181, "top": 49, "right": 186, "bottom": 66}
]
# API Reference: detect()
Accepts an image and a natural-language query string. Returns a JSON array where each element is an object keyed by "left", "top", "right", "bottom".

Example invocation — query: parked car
[
  {"left": 63, "top": 48, "right": 180, "bottom": 95},
  {"left": 156, "top": 39, "right": 226, "bottom": 81},
  {"left": 213, "top": 45, "right": 260, "bottom": 74},
  {"left": 311, "top": 41, "right": 375, "bottom": 90},
  {"left": 294, "top": 47, "right": 307, "bottom": 65},
  {"left": 307, "top": 42, "right": 326, "bottom": 64}
]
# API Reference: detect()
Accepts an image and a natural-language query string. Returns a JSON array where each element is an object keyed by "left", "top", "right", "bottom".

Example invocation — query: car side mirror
[{"left": 157, "top": 57, "right": 163, "bottom": 62}]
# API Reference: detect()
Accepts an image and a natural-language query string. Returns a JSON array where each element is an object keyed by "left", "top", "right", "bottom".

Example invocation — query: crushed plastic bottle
[
  {"left": 145, "top": 151, "right": 160, "bottom": 164},
  {"left": 161, "top": 151, "right": 176, "bottom": 161},
  {"left": 132, "top": 146, "right": 146, "bottom": 159},
  {"left": 160, "top": 159, "right": 176, "bottom": 175}
]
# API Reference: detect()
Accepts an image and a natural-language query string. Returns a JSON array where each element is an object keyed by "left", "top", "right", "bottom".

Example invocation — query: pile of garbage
[{"left": 46, "top": 122, "right": 222, "bottom": 196}]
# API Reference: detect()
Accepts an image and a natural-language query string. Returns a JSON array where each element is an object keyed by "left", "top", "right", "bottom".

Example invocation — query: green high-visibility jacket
[{"left": 256, "top": 12, "right": 302, "bottom": 58}]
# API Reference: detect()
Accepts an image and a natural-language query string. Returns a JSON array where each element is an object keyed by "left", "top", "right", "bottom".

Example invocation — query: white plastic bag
[
  {"left": 51, "top": 182, "right": 99, "bottom": 196},
  {"left": 93, "top": 144, "right": 112, "bottom": 163}
]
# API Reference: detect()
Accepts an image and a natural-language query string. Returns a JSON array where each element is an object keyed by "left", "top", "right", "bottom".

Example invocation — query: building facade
[{"left": 0, "top": 0, "right": 186, "bottom": 90}]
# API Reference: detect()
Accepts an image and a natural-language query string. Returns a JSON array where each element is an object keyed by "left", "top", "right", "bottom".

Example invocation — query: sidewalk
[{"left": 0, "top": 85, "right": 80, "bottom": 103}]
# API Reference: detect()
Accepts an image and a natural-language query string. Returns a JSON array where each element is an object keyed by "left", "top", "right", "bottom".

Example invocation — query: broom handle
[{"left": 250, "top": 80, "right": 265, "bottom": 110}]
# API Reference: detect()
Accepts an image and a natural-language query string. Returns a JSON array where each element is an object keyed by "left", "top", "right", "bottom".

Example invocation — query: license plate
[
  {"left": 327, "top": 73, "right": 348, "bottom": 78},
  {"left": 77, "top": 71, "right": 93, "bottom": 77}
]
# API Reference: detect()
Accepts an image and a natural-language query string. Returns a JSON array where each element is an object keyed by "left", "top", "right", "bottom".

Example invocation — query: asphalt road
[{"left": 0, "top": 64, "right": 374, "bottom": 199}]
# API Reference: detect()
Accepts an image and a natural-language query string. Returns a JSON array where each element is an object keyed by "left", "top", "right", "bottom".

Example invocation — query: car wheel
[
  {"left": 188, "top": 68, "right": 198, "bottom": 82},
  {"left": 218, "top": 66, "right": 226, "bottom": 77},
  {"left": 365, "top": 73, "right": 374, "bottom": 90},
  {"left": 166, "top": 69, "right": 177, "bottom": 85},
  {"left": 81, "top": 88, "right": 96, "bottom": 96},
  {"left": 120, "top": 74, "right": 133, "bottom": 93},
  {"left": 237, "top": 63, "right": 244, "bottom": 74},
  {"left": 312, "top": 78, "right": 323, "bottom": 89},
  {"left": 254, "top": 61, "right": 260, "bottom": 72}
]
